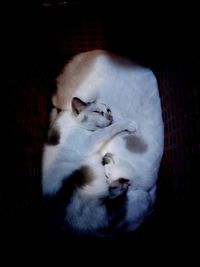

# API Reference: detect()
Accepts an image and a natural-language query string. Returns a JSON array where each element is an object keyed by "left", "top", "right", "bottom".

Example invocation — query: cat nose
[{"left": 107, "top": 115, "right": 113, "bottom": 123}]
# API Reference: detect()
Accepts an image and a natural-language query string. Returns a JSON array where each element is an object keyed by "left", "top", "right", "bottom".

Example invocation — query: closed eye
[{"left": 93, "top": 110, "right": 104, "bottom": 116}]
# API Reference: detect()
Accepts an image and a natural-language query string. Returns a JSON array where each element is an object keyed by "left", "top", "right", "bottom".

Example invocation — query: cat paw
[
  {"left": 112, "top": 120, "right": 137, "bottom": 134},
  {"left": 126, "top": 121, "right": 137, "bottom": 133},
  {"left": 109, "top": 178, "right": 130, "bottom": 199}
]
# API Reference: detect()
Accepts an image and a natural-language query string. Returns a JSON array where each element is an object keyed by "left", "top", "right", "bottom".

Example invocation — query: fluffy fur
[
  {"left": 42, "top": 97, "right": 136, "bottom": 196},
  {"left": 43, "top": 50, "right": 164, "bottom": 236}
]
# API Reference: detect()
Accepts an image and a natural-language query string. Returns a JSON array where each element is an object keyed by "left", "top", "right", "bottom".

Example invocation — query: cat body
[
  {"left": 42, "top": 97, "right": 136, "bottom": 196},
  {"left": 43, "top": 50, "right": 164, "bottom": 236},
  {"left": 42, "top": 97, "right": 138, "bottom": 235},
  {"left": 55, "top": 50, "right": 164, "bottom": 192}
]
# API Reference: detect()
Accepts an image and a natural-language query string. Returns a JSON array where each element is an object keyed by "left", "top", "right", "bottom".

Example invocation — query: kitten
[{"left": 42, "top": 97, "right": 137, "bottom": 196}]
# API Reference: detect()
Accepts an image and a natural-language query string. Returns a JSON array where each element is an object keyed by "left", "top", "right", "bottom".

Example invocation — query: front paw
[{"left": 126, "top": 121, "right": 137, "bottom": 133}]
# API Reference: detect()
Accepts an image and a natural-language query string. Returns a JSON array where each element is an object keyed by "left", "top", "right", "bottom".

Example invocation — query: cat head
[{"left": 71, "top": 97, "right": 113, "bottom": 130}]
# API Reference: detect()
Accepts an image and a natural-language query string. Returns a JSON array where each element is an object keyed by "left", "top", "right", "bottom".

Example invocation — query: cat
[
  {"left": 43, "top": 50, "right": 164, "bottom": 236},
  {"left": 42, "top": 96, "right": 138, "bottom": 235},
  {"left": 54, "top": 50, "right": 164, "bottom": 192},
  {"left": 42, "top": 96, "right": 137, "bottom": 196}
]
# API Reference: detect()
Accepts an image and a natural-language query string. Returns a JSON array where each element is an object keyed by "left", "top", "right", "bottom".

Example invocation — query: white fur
[
  {"left": 44, "top": 50, "right": 164, "bottom": 235},
  {"left": 42, "top": 99, "right": 134, "bottom": 195},
  {"left": 56, "top": 50, "right": 164, "bottom": 190}
]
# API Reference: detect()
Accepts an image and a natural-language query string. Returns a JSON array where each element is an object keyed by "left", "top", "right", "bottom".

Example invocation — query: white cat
[
  {"left": 54, "top": 50, "right": 164, "bottom": 192},
  {"left": 44, "top": 50, "right": 164, "bottom": 236},
  {"left": 42, "top": 97, "right": 137, "bottom": 196}
]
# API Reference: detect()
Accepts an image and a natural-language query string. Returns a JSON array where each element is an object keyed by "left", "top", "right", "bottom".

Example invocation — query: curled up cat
[
  {"left": 42, "top": 50, "right": 164, "bottom": 237},
  {"left": 42, "top": 96, "right": 138, "bottom": 234}
]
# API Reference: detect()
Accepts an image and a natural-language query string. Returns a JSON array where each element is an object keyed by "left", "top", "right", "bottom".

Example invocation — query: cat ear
[{"left": 72, "top": 97, "right": 87, "bottom": 115}]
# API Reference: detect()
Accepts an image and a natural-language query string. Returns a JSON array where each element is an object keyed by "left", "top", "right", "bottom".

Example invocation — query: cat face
[{"left": 72, "top": 97, "right": 113, "bottom": 130}]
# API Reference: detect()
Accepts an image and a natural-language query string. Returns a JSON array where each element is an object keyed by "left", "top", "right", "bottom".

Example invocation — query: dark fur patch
[
  {"left": 102, "top": 153, "right": 113, "bottom": 165},
  {"left": 43, "top": 166, "right": 94, "bottom": 231},
  {"left": 73, "top": 165, "right": 94, "bottom": 188},
  {"left": 109, "top": 178, "right": 129, "bottom": 199},
  {"left": 47, "top": 127, "right": 60, "bottom": 145},
  {"left": 124, "top": 135, "right": 148, "bottom": 153},
  {"left": 104, "top": 192, "right": 128, "bottom": 231}
]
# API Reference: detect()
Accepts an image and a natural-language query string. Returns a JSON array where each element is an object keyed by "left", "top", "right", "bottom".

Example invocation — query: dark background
[{"left": 2, "top": 0, "right": 200, "bottom": 259}]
